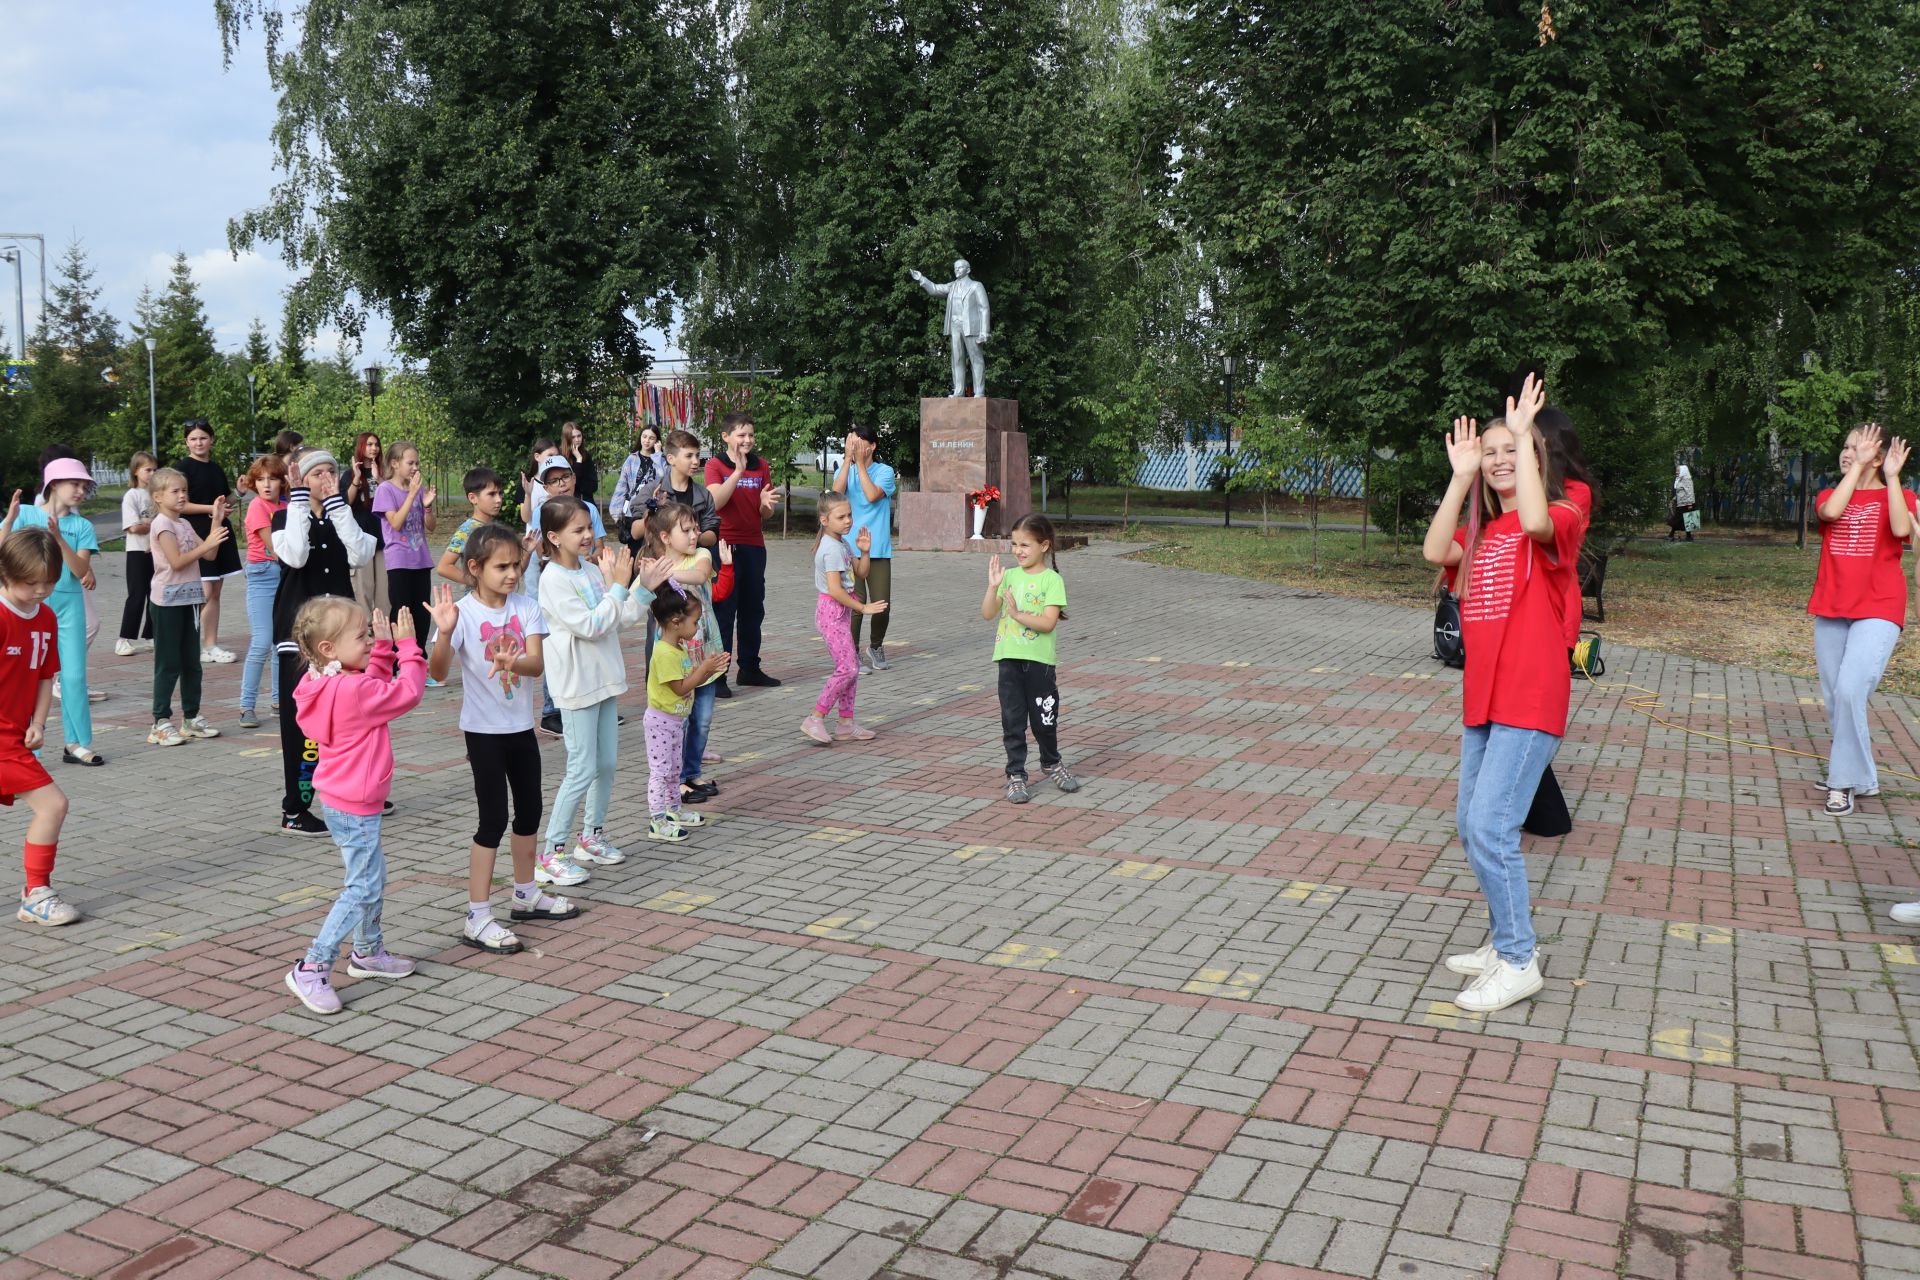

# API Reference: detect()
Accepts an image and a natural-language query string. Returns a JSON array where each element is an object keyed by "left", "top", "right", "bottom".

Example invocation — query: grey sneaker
[
  {"left": 1045, "top": 764, "right": 1081, "bottom": 793},
  {"left": 858, "top": 648, "right": 876, "bottom": 674},
  {"left": 238, "top": 708, "right": 260, "bottom": 729},
  {"left": 870, "top": 646, "right": 890, "bottom": 671},
  {"left": 1006, "top": 775, "right": 1031, "bottom": 805}
]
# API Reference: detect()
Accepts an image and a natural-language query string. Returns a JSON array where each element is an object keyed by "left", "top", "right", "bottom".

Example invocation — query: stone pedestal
[{"left": 903, "top": 396, "right": 1030, "bottom": 548}]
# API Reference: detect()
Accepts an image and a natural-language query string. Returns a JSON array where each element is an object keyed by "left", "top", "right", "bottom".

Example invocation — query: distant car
[{"left": 792, "top": 446, "right": 845, "bottom": 474}]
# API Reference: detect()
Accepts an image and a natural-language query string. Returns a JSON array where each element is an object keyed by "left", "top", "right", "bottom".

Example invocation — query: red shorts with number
[{"left": 0, "top": 744, "right": 53, "bottom": 806}]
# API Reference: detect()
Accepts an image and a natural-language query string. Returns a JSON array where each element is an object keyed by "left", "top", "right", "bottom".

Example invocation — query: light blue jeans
[
  {"left": 1458, "top": 722, "right": 1560, "bottom": 966},
  {"left": 306, "top": 806, "right": 386, "bottom": 967},
  {"left": 681, "top": 681, "right": 717, "bottom": 784},
  {"left": 1815, "top": 616, "right": 1902, "bottom": 792},
  {"left": 547, "top": 697, "right": 619, "bottom": 845},
  {"left": 241, "top": 559, "right": 282, "bottom": 712},
  {"left": 48, "top": 589, "right": 90, "bottom": 750}
]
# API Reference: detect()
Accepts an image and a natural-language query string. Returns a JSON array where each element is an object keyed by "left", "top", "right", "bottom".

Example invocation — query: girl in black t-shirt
[{"left": 175, "top": 420, "right": 242, "bottom": 664}]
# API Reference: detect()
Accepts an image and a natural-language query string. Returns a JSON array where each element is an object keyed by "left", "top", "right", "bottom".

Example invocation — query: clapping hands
[
  {"left": 392, "top": 604, "right": 416, "bottom": 646},
  {"left": 370, "top": 608, "right": 392, "bottom": 644},
  {"left": 596, "top": 542, "right": 637, "bottom": 588}
]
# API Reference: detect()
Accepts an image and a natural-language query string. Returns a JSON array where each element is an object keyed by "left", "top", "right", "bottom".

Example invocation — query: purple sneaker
[
  {"left": 285, "top": 962, "right": 342, "bottom": 1015},
  {"left": 346, "top": 950, "right": 417, "bottom": 979}
]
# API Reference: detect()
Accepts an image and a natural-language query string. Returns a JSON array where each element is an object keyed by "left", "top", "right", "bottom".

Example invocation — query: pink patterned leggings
[
  {"left": 643, "top": 708, "right": 687, "bottom": 816},
  {"left": 814, "top": 594, "right": 858, "bottom": 719}
]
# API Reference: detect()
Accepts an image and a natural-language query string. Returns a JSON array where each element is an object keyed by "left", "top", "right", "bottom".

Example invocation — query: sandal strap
[{"left": 471, "top": 918, "right": 518, "bottom": 947}]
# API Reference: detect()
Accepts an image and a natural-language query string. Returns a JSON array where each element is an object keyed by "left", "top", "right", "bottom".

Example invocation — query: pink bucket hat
[{"left": 42, "top": 458, "right": 95, "bottom": 495}]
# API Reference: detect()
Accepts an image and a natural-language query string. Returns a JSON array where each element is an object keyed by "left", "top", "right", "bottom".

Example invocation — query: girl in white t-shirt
[
  {"left": 425, "top": 524, "right": 565, "bottom": 956},
  {"left": 116, "top": 452, "right": 157, "bottom": 656}
]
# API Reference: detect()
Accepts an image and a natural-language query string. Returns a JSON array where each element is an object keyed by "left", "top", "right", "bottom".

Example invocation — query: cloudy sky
[{"left": 0, "top": 0, "right": 406, "bottom": 365}]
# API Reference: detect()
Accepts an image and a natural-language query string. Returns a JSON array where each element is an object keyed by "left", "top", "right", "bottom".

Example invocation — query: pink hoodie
[{"left": 292, "top": 638, "right": 427, "bottom": 816}]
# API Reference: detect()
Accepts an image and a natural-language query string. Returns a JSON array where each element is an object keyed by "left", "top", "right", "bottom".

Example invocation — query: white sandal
[{"left": 461, "top": 917, "right": 523, "bottom": 955}]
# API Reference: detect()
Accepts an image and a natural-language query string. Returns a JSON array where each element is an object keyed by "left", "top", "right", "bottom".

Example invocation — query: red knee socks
[{"left": 23, "top": 842, "right": 55, "bottom": 892}]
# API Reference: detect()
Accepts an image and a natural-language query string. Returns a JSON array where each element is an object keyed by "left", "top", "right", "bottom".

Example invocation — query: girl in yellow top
[{"left": 644, "top": 590, "right": 728, "bottom": 843}]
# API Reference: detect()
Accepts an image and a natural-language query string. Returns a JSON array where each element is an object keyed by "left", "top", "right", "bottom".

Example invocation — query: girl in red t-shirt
[
  {"left": 1421, "top": 374, "right": 1582, "bottom": 1014},
  {"left": 1808, "top": 424, "right": 1914, "bottom": 817}
]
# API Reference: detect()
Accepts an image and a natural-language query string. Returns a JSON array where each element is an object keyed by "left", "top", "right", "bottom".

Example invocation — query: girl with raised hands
[
  {"left": 1808, "top": 424, "right": 1916, "bottom": 818},
  {"left": 1421, "top": 373, "right": 1584, "bottom": 1014}
]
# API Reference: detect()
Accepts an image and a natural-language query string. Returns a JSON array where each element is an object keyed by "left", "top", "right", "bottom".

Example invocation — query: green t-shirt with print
[{"left": 992, "top": 566, "right": 1067, "bottom": 665}]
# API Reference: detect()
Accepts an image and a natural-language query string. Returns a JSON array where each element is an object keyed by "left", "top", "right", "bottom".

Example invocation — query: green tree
[
  {"left": 21, "top": 240, "right": 123, "bottom": 462},
  {"left": 752, "top": 373, "right": 835, "bottom": 538},
  {"left": 217, "top": 0, "right": 726, "bottom": 447},
  {"left": 1770, "top": 356, "right": 1879, "bottom": 547},
  {"left": 684, "top": 0, "right": 1107, "bottom": 468},
  {"left": 1171, "top": 0, "right": 1920, "bottom": 534}
]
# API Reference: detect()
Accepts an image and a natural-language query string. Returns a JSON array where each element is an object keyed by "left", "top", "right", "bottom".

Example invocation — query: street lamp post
[
  {"left": 246, "top": 373, "right": 258, "bottom": 454},
  {"left": 143, "top": 337, "right": 158, "bottom": 456},
  {"left": 1222, "top": 354, "right": 1237, "bottom": 528},
  {"left": 363, "top": 365, "right": 384, "bottom": 429}
]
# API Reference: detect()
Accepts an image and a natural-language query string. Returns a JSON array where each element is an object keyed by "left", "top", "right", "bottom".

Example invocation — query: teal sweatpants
[{"left": 48, "top": 589, "right": 91, "bottom": 750}]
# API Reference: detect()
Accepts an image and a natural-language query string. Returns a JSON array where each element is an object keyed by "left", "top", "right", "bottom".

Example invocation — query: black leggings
[
  {"left": 121, "top": 550, "right": 153, "bottom": 640},
  {"left": 388, "top": 567, "right": 431, "bottom": 644},
  {"left": 466, "top": 729, "right": 543, "bottom": 849},
  {"left": 998, "top": 658, "right": 1061, "bottom": 776},
  {"left": 280, "top": 645, "right": 319, "bottom": 816}
]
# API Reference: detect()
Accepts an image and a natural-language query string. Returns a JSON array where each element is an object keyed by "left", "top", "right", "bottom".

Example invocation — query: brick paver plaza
[{"left": 3, "top": 539, "right": 1920, "bottom": 1280}]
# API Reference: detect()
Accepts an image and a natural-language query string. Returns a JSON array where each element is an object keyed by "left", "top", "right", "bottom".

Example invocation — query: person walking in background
[
  {"left": 705, "top": 413, "right": 782, "bottom": 690},
  {"left": 835, "top": 424, "right": 897, "bottom": 673},
  {"left": 116, "top": 452, "right": 157, "bottom": 657},
  {"left": 1668, "top": 463, "right": 1697, "bottom": 541},
  {"left": 175, "top": 420, "right": 242, "bottom": 664},
  {"left": 1808, "top": 424, "right": 1915, "bottom": 818},
  {"left": 238, "top": 454, "right": 289, "bottom": 729},
  {"left": 345, "top": 431, "right": 390, "bottom": 614}
]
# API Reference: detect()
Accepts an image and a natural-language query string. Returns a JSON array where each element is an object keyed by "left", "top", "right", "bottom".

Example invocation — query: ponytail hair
[
  {"left": 1008, "top": 513, "right": 1067, "bottom": 620},
  {"left": 814, "top": 491, "right": 851, "bottom": 553}
]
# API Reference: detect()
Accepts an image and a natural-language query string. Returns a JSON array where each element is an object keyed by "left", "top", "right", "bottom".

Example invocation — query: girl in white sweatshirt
[{"left": 535, "top": 496, "right": 657, "bottom": 884}]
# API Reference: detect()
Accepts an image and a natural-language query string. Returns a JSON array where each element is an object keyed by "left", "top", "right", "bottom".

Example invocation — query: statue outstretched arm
[{"left": 908, "top": 268, "right": 951, "bottom": 298}]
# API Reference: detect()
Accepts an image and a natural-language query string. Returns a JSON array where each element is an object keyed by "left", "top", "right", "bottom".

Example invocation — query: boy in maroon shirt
[{"left": 704, "top": 413, "right": 783, "bottom": 691}]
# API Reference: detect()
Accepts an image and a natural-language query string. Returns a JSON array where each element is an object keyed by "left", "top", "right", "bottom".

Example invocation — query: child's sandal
[
  {"left": 510, "top": 895, "right": 581, "bottom": 922},
  {"left": 461, "top": 918, "right": 523, "bottom": 954}
]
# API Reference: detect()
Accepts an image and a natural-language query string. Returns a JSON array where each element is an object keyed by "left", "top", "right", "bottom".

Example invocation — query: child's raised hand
[
  {"left": 1888, "top": 436, "right": 1912, "bottom": 481},
  {"left": 371, "top": 608, "right": 392, "bottom": 643},
  {"left": 3, "top": 490, "right": 18, "bottom": 527},
  {"left": 308, "top": 468, "right": 338, "bottom": 503},
  {"left": 863, "top": 599, "right": 889, "bottom": 617},
  {"left": 203, "top": 524, "right": 230, "bottom": 552},
  {"left": 987, "top": 555, "right": 1005, "bottom": 588},
  {"left": 211, "top": 496, "right": 229, "bottom": 524},
  {"left": 637, "top": 555, "right": 675, "bottom": 591},
  {"left": 427, "top": 583, "right": 460, "bottom": 636},
  {"left": 761, "top": 485, "right": 782, "bottom": 513},
  {"left": 855, "top": 526, "right": 872, "bottom": 554},
  {"left": 392, "top": 605, "right": 417, "bottom": 645},
  {"left": 700, "top": 650, "right": 732, "bottom": 678},
  {"left": 423, "top": 484, "right": 437, "bottom": 507},
  {"left": 719, "top": 539, "right": 734, "bottom": 566},
  {"left": 1445, "top": 417, "right": 1482, "bottom": 479},
  {"left": 1505, "top": 371, "right": 1545, "bottom": 437}
]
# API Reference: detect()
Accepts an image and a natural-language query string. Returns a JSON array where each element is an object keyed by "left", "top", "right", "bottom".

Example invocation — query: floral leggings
[
  {"left": 644, "top": 708, "right": 688, "bottom": 817},
  {"left": 814, "top": 594, "right": 858, "bottom": 719}
]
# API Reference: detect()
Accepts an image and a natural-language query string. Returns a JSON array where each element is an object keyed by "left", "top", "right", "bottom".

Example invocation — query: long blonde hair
[{"left": 1457, "top": 419, "right": 1575, "bottom": 604}]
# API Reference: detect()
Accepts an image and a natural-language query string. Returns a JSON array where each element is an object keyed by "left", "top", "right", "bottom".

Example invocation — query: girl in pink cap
[{"left": 4, "top": 458, "right": 105, "bottom": 766}]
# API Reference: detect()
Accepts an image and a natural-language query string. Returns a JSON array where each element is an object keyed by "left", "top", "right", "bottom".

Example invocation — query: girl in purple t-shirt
[{"left": 373, "top": 440, "right": 438, "bottom": 644}]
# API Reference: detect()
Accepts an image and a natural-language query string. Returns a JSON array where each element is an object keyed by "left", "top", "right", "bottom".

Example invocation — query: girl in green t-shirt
[{"left": 981, "top": 514, "right": 1082, "bottom": 805}]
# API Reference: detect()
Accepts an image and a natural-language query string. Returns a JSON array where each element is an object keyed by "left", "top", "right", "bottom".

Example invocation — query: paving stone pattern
[{"left": 2, "top": 539, "right": 1919, "bottom": 1278}]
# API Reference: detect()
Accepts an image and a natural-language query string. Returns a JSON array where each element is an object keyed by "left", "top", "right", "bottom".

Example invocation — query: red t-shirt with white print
[
  {"left": 1809, "top": 486, "right": 1918, "bottom": 627},
  {"left": 1453, "top": 504, "right": 1583, "bottom": 735},
  {"left": 1559, "top": 481, "right": 1592, "bottom": 646}
]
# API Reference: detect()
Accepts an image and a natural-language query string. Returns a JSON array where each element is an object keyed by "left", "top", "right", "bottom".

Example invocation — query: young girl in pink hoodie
[{"left": 284, "top": 596, "right": 428, "bottom": 1015}]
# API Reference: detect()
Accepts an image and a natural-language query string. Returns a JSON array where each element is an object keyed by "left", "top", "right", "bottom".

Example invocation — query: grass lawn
[
  {"left": 1035, "top": 484, "right": 1370, "bottom": 525},
  {"left": 1123, "top": 524, "right": 1920, "bottom": 695}
]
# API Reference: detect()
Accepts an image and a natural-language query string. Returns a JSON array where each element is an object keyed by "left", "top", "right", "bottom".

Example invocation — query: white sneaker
[
  {"left": 203, "top": 646, "right": 237, "bottom": 665},
  {"left": 1454, "top": 953, "right": 1544, "bottom": 1013},
  {"left": 181, "top": 716, "right": 220, "bottom": 739},
  {"left": 137, "top": 639, "right": 155, "bottom": 653},
  {"left": 535, "top": 845, "right": 590, "bottom": 886},
  {"left": 148, "top": 720, "right": 184, "bottom": 747},
  {"left": 573, "top": 829, "right": 626, "bottom": 865},
  {"left": 1890, "top": 902, "right": 1920, "bottom": 926},
  {"left": 114, "top": 638, "right": 136, "bottom": 657},
  {"left": 1445, "top": 942, "right": 1496, "bottom": 977}
]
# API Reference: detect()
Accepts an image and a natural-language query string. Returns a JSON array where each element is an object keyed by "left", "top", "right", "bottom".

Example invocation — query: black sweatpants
[
  {"left": 714, "top": 542, "right": 767, "bottom": 671},
  {"left": 465, "top": 729, "right": 544, "bottom": 849},
  {"left": 388, "top": 567, "right": 431, "bottom": 647},
  {"left": 279, "top": 645, "right": 319, "bottom": 817},
  {"left": 120, "top": 551, "right": 153, "bottom": 640},
  {"left": 997, "top": 658, "right": 1061, "bottom": 777}
]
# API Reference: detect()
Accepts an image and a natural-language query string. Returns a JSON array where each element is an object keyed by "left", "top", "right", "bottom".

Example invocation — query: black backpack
[{"left": 1433, "top": 588, "right": 1465, "bottom": 669}]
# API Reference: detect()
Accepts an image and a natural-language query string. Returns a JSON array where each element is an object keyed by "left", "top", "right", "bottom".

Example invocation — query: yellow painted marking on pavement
[
  {"left": 803, "top": 915, "right": 880, "bottom": 941},
  {"left": 1799, "top": 696, "right": 1825, "bottom": 706},
  {"left": 1419, "top": 1000, "right": 1484, "bottom": 1031},
  {"left": 1880, "top": 943, "right": 1918, "bottom": 966},
  {"left": 1398, "top": 672, "right": 1435, "bottom": 680},
  {"left": 955, "top": 683, "right": 983, "bottom": 692},
  {"left": 806, "top": 827, "right": 866, "bottom": 844},
  {"left": 985, "top": 942, "right": 1060, "bottom": 969},
  {"left": 1142, "top": 656, "right": 1163, "bottom": 663},
  {"left": 1277, "top": 881, "right": 1343, "bottom": 907},
  {"left": 1222, "top": 661, "right": 1250, "bottom": 668},
  {"left": 1690, "top": 693, "right": 1726, "bottom": 702},
  {"left": 238, "top": 747, "right": 279, "bottom": 758},
  {"left": 1652, "top": 1027, "right": 1734, "bottom": 1065},
  {"left": 1666, "top": 922, "right": 1734, "bottom": 945},
  {"left": 275, "top": 885, "right": 333, "bottom": 906},
  {"left": 640, "top": 891, "right": 715, "bottom": 915},
  {"left": 1182, "top": 968, "right": 1264, "bottom": 999},
  {"left": 953, "top": 844, "right": 1010, "bottom": 862},
  {"left": 1309, "top": 666, "right": 1340, "bottom": 674},
  {"left": 912, "top": 696, "right": 938, "bottom": 706},
  {"left": 1111, "top": 861, "right": 1172, "bottom": 882},
  {"left": 729, "top": 752, "right": 764, "bottom": 764},
  {"left": 114, "top": 930, "right": 178, "bottom": 954}
]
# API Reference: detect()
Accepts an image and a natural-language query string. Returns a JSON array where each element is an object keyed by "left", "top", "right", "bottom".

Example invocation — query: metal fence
[{"left": 1133, "top": 441, "right": 1366, "bottom": 496}]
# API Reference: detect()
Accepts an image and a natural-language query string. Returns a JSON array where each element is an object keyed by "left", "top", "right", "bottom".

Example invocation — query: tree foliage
[
  {"left": 21, "top": 241, "right": 122, "bottom": 463},
  {"left": 216, "top": 0, "right": 727, "bottom": 446}
]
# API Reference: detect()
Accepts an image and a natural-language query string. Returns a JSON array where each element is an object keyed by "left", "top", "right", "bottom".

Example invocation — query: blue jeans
[
  {"left": 241, "top": 559, "right": 282, "bottom": 712},
  {"left": 547, "top": 697, "right": 619, "bottom": 845},
  {"left": 681, "top": 681, "right": 717, "bottom": 784},
  {"left": 1458, "top": 723, "right": 1559, "bottom": 966},
  {"left": 306, "top": 806, "right": 386, "bottom": 967},
  {"left": 1815, "top": 616, "right": 1901, "bottom": 792},
  {"left": 48, "top": 590, "right": 91, "bottom": 750}
]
